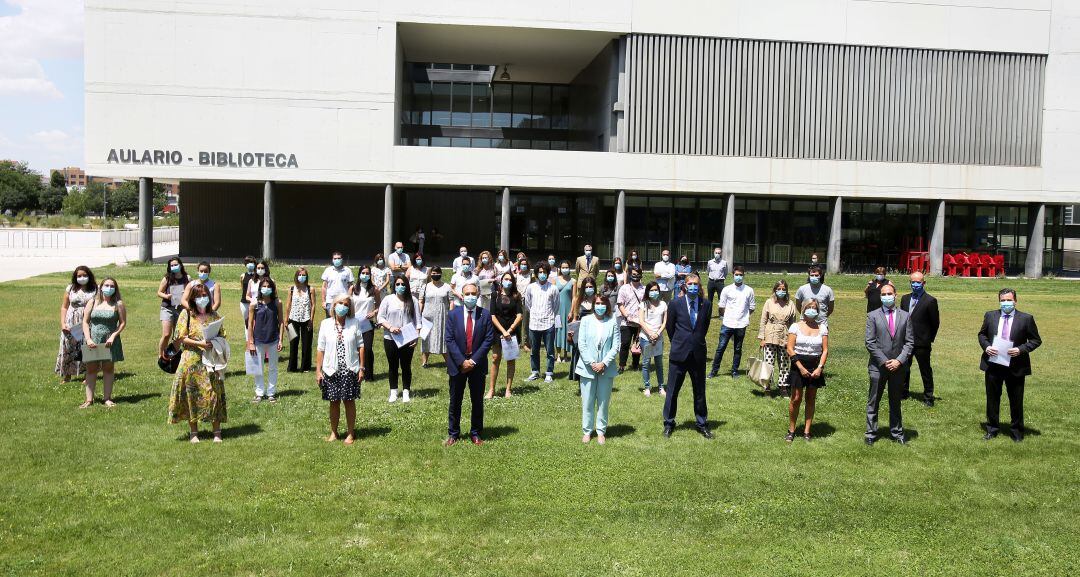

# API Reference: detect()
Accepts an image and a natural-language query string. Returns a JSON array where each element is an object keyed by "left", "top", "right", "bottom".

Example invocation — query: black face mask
[
  {"left": 631, "top": 276, "right": 641, "bottom": 283},
  {"left": 431, "top": 275, "right": 442, "bottom": 281}
]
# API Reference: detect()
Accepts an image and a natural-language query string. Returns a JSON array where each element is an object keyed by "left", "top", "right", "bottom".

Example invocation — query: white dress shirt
[
  {"left": 653, "top": 261, "right": 676, "bottom": 291},
  {"left": 524, "top": 281, "right": 559, "bottom": 331},
  {"left": 718, "top": 283, "right": 756, "bottom": 329}
]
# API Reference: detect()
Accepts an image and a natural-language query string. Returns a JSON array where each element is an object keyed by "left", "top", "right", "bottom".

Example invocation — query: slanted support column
[
  {"left": 138, "top": 177, "right": 153, "bottom": 262},
  {"left": 500, "top": 187, "right": 511, "bottom": 253},
  {"left": 383, "top": 184, "right": 394, "bottom": 257},
  {"left": 262, "top": 181, "right": 275, "bottom": 261},
  {"left": 1025, "top": 203, "right": 1046, "bottom": 278},
  {"left": 827, "top": 196, "right": 842, "bottom": 275},
  {"left": 929, "top": 200, "right": 945, "bottom": 275},
  {"left": 613, "top": 190, "right": 626, "bottom": 259},
  {"left": 722, "top": 193, "right": 735, "bottom": 266}
]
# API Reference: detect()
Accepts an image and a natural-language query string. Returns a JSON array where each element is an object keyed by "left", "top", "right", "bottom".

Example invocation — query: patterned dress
[
  {"left": 321, "top": 324, "right": 360, "bottom": 401},
  {"left": 421, "top": 282, "right": 451, "bottom": 354},
  {"left": 168, "top": 311, "right": 227, "bottom": 425},
  {"left": 87, "top": 305, "right": 125, "bottom": 363},
  {"left": 55, "top": 286, "right": 96, "bottom": 377}
]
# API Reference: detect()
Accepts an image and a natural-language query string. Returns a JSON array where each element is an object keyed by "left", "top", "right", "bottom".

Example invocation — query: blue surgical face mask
[
  {"left": 733, "top": 274, "right": 744, "bottom": 285},
  {"left": 584, "top": 250, "right": 592, "bottom": 257},
  {"left": 519, "top": 264, "right": 528, "bottom": 272},
  {"left": 585, "top": 287, "right": 595, "bottom": 296},
  {"left": 875, "top": 274, "right": 885, "bottom": 282},
  {"left": 76, "top": 276, "right": 89, "bottom": 285},
  {"left": 395, "top": 248, "right": 403, "bottom": 254},
  {"left": 502, "top": 280, "right": 513, "bottom": 289},
  {"left": 775, "top": 290, "right": 787, "bottom": 298},
  {"left": 548, "top": 259, "right": 556, "bottom": 266},
  {"left": 463, "top": 295, "right": 479, "bottom": 309},
  {"left": 498, "top": 255, "right": 505, "bottom": 262},
  {"left": 332, "top": 258, "right": 343, "bottom": 267},
  {"left": 649, "top": 290, "right": 660, "bottom": 300},
  {"left": 537, "top": 273, "right": 548, "bottom": 282},
  {"left": 395, "top": 285, "right": 406, "bottom": 295},
  {"left": 686, "top": 284, "right": 699, "bottom": 295},
  {"left": 881, "top": 295, "right": 896, "bottom": 308},
  {"left": 462, "top": 264, "right": 472, "bottom": 273},
  {"left": 594, "top": 305, "right": 607, "bottom": 316},
  {"left": 260, "top": 287, "right": 273, "bottom": 297},
  {"left": 256, "top": 268, "right": 266, "bottom": 276},
  {"left": 804, "top": 308, "right": 819, "bottom": 319},
  {"left": 335, "top": 303, "right": 349, "bottom": 317},
  {"left": 561, "top": 268, "right": 570, "bottom": 275},
  {"left": 360, "top": 274, "right": 370, "bottom": 283},
  {"left": 714, "top": 252, "right": 722, "bottom": 260},
  {"left": 606, "top": 276, "right": 615, "bottom": 283},
  {"left": 377, "top": 259, "right": 384, "bottom": 267},
  {"left": 662, "top": 255, "right": 670, "bottom": 262},
  {"left": 416, "top": 259, "right": 423, "bottom": 266},
  {"left": 809, "top": 276, "right": 821, "bottom": 285},
  {"left": 1000, "top": 301, "right": 1015, "bottom": 314},
  {"left": 614, "top": 263, "right": 622, "bottom": 270},
  {"left": 170, "top": 265, "right": 181, "bottom": 274},
  {"left": 246, "top": 263, "right": 256, "bottom": 272},
  {"left": 482, "top": 258, "right": 489, "bottom": 265},
  {"left": 911, "top": 282, "right": 924, "bottom": 292},
  {"left": 198, "top": 272, "right": 209, "bottom": 281},
  {"left": 101, "top": 286, "right": 116, "bottom": 297},
  {"left": 195, "top": 296, "right": 210, "bottom": 309},
  {"left": 297, "top": 275, "right": 307, "bottom": 283}
]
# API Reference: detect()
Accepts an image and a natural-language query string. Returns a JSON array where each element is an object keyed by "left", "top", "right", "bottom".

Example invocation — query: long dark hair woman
[
  {"left": 488, "top": 271, "right": 523, "bottom": 398},
  {"left": 376, "top": 275, "right": 422, "bottom": 403},
  {"left": 350, "top": 264, "right": 381, "bottom": 382},
  {"left": 56, "top": 265, "right": 97, "bottom": 383},
  {"left": 156, "top": 258, "right": 190, "bottom": 359}
]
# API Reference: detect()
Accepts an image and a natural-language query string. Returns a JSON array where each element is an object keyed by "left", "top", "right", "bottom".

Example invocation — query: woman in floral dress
[
  {"left": 55, "top": 266, "right": 97, "bottom": 382},
  {"left": 168, "top": 283, "right": 227, "bottom": 443}
]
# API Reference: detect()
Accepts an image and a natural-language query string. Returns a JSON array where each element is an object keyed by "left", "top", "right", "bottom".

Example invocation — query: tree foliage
[{"left": 0, "top": 161, "right": 43, "bottom": 212}]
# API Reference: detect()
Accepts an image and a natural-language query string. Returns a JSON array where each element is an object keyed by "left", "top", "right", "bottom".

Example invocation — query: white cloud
[
  {"left": 0, "top": 54, "right": 62, "bottom": 98},
  {"left": 0, "top": 0, "right": 83, "bottom": 99},
  {"left": 28, "top": 129, "right": 80, "bottom": 151}
]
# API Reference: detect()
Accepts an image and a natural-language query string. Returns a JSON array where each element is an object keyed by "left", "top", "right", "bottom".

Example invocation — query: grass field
[{"left": 0, "top": 264, "right": 1077, "bottom": 576}]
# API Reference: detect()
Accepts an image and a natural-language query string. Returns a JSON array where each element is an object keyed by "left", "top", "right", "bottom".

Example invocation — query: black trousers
[
  {"left": 383, "top": 338, "right": 415, "bottom": 391},
  {"left": 902, "top": 345, "right": 934, "bottom": 398},
  {"left": 287, "top": 320, "right": 313, "bottom": 372},
  {"left": 707, "top": 279, "right": 725, "bottom": 310},
  {"left": 984, "top": 366, "right": 1025, "bottom": 435},
  {"left": 448, "top": 369, "right": 486, "bottom": 438},
  {"left": 866, "top": 367, "right": 906, "bottom": 440},
  {"left": 619, "top": 325, "right": 641, "bottom": 369},
  {"left": 361, "top": 329, "right": 375, "bottom": 381},
  {"left": 663, "top": 357, "right": 708, "bottom": 430}
]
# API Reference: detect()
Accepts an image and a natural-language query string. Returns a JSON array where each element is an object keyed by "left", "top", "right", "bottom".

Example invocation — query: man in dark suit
[
  {"left": 978, "top": 288, "right": 1041, "bottom": 442},
  {"left": 865, "top": 284, "right": 915, "bottom": 445},
  {"left": 900, "top": 271, "right": 940, "bottom": 407},
  {"left": 444, "top": 284, "right": 494, "bottom": 446},
  {"left": 662, "top": 273, "right": 713, "bottom": 439}
]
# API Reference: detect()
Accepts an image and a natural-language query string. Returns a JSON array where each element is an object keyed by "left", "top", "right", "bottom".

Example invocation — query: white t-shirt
[
  {"left": 640, "top": 300, "right": 668, "bottom": 335},
  {"left": 388, "top": 252, "right": 411, "bottom": 278},
  {"left": 718, "top": 283, "right": 756, "bottom": 329},
  {"left": 321, "top": 266, "right": 354, "bottom": 302},
  {"left": 789, "top": 323, "right": 828, "bottom": 356},
  {"left": 653, "top": 261, "right": 676, "bottom": 291}
]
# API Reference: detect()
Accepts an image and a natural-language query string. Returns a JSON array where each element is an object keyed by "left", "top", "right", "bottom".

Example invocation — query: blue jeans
[
  {"left": 710, "top": 325, "right": 746, "bottom": 376},
  {"left": 640, "top": 336, "right": 665, "bottom": 390},
  {"left": 530, "top": 327, "right": 556, "bottom": 374}
]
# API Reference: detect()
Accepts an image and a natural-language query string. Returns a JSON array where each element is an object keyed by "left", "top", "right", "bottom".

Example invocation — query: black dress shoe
[
  {"left": 663, "top": 425, "right": 673, "bottom": 438},
  {"left": 699, "top": 427, "right": 714, "bottom": 440},
  {"left": 923, "top": 397, "right": 935, "bottom": 408},
  {"left": 864, "top": 437, "right": 876, "bottom": 446},
  {"left": 1010, "top": 431, "right": 1024, "bottom": 442},
  {"left": 900, "top": 391, "right": 910, "bottom": 400},
  {"left": 895, "top": 436, "right": 908, "bottom": 445},
  {"left": 983, "top": 432, "right": 997, "bottom": 440}
]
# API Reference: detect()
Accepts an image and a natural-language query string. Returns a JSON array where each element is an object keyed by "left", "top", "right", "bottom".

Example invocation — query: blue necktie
[{"left": 689, "top": 298, "right": 698, "bottom": 329}]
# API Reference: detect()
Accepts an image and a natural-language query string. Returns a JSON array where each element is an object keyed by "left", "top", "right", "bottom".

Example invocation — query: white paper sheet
[
  {"left": 202, "top": 318, "right": 224, "bottom": 341},
  {"left": 169, "top": 284, "right": 185, "bottom": 307},
  {"left": 419, "top": 317, "right": 434, "bottom": 340},
  {"left": 501, "top": 335, "right": 520, "bottom": 361},
  {"left": 393, "top": 322, "right": 419, "bottom": 347},
  {"left": 990, "top": 336, "right": 1013, "bottom": 367},
  {"left": 245, "top": 349, "right": 263, "bottom": 375},
  {"left": 80, "top": 343, "right": 113, "bottom": 363}
]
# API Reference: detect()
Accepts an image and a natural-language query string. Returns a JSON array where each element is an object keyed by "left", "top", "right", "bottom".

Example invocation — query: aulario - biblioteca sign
[{"left": 106, "top": 149, "right": 299, "bottom": 168}]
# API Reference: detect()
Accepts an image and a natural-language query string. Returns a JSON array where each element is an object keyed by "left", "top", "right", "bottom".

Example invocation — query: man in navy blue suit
[
  {"left": 662, "top": 273, "right": 714, "bottom": 439},
  {"left": 445, "top": 283, "right": 495, "bottom": 446}
]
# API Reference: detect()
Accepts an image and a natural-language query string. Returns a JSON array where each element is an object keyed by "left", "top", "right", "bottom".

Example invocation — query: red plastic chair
[
  {"left": 993, "top": 254, "right": 1005, "bottom": 272},
  {"left": 980, "top": 254, "right": 998, "bottom": 277},
  {"left": 954, "top": 253, "right": 971, "bottom": 277},
  {"left": 942, "top": 254, "right": 955, "bottom": 276},
  {"left": 966, "top": 253, "right": 985, "bottom": 277}
]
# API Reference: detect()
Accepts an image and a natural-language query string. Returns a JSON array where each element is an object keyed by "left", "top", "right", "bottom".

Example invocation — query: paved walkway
[{"left": 0, "top": 241, "right": 180, "bottom": 283}]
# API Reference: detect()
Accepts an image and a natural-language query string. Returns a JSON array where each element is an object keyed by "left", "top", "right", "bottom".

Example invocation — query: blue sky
[{"left": 0, "top": 0, "right": 85, "bottom": 177}]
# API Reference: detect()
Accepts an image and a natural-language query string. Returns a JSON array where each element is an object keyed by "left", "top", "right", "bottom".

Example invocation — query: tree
[
  {"left": 49, "top": 170, "right": 67, "bottom": 189},
  {"left": 109, "top": 181, "right": 140, "bottom": 214},
  {"left": 153, "top": 183, "right": 167, "bottom": 214},
  {"left": 39, "top": 186, "right": 66, "bottom": 213},
  {"left": 0, "top": 161, "right": 43, "bottom": 212},
  {"left": 62, "top": 191, "right": 92, "bottom": 217}
]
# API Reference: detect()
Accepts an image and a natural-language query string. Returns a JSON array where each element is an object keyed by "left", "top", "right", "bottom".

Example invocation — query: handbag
[
  {"left": 158, "top": 310, "right": 189, "bottom": 374},
  {"left": 747, "top": 350, "right": 773, "bottom": 387},
  {"left": 630, "top": 339, "right": 641, "bottom": 355}
]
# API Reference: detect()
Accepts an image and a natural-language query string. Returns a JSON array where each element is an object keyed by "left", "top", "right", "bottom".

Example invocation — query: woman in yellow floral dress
[{"left": 168, "top": 283, "right": 227, "bottom": 443}]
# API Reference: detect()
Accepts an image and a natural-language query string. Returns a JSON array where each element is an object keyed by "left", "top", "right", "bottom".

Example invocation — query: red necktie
[
  {"left": 465, "top": 310, "right": 474, "bottom": 356},
  {"left": 887, "top": 309, "right": 895, "bottom": 337}
]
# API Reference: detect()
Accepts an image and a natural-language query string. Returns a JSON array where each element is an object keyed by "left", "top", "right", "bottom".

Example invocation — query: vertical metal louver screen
[{"left": 625, "top": 34, "right": 1044, "bottom": 166}]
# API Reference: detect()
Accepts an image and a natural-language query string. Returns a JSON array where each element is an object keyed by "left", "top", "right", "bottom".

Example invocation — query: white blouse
[
  {"left": 377, "top": 294, "right": 422, "bottom": 340},
  {"left": 788, "top": 323, "right": 828, "bottom": 356}
]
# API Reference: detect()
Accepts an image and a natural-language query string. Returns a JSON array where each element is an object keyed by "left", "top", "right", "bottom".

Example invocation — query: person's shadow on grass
[{"left": 111, "top": 392, "right": 160, "bottom": 404}]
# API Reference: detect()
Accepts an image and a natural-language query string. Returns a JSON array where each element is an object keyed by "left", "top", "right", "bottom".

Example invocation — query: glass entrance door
[{"left": 509, "top": 194, "right": 579, "bottom": 259}]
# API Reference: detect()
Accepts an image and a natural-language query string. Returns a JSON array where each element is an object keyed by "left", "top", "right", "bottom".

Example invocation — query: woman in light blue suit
[{"left": 576, "top": 294, "right": 621, "bottom": 444}]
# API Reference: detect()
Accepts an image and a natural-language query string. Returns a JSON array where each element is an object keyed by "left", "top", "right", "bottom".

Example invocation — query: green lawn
[{"left": 1, "top": 265, "right": 1076, "bottom": 576}]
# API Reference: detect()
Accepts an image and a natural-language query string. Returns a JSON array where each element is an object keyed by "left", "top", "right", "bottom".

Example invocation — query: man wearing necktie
[
  {"left": 864, "top": 284, "right": 914, "bottom": 445},
  {"left": 662, "top": 274, "right": 713, "bottom": 439},
  {"left": 575, "top": 243, "right": 600, "bottom": 280},
  {"left": 978, "top": 288, "right": 1041, "bottom": 442},
  {"left": 444, "top": 284, "right": 494, "bottom": 446}
]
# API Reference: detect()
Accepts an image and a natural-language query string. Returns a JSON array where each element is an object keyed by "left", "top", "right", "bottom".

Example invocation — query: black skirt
[{"left": 789, "top": 354, "right": 826, "bottom": 389}]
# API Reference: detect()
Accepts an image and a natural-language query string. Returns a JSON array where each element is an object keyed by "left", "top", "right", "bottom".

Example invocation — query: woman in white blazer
[
  {"left": 575, "top": 294, "right": 621, "bottom": 445},
  {"left": 316, "top": 295, "right": 366, "bottom": 445}
]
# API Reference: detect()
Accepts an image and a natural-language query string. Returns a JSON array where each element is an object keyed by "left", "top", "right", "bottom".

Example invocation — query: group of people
[{"left": 54, "top": 242, "right": 1042, "bottom": 446}]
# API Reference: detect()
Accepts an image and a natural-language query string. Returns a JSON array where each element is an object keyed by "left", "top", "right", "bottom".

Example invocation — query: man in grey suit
[{"left": 864, "top": 284, "right": 915, "bottom": 445}]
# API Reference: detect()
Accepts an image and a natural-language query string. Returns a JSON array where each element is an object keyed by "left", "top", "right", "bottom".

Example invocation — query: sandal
[
  {"left": 189, "top": 432, "right": 200, "bottom": 444},
  {"left": 803, "top": 433, "right": 812, "bottom": 442},
  {"left": 213, "top": 429, "right": 223, "bottom": 443},
  {"left": 103, "top": 399, "right": 116, "bottom": 408},
  {"left": 784, "top": 431, "right": 795, "bottom": 443}
]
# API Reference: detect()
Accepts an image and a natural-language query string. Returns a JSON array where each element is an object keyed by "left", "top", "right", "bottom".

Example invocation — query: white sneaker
[
  {"left": 388, "top": 389, "right": 398, "bottom": 403},
  {"left": 525, "top": 372, "right": 540, "bottom": 382},
  {"left": 402, "top": 389, "right": 411, "bottom": 403},
  {"left": 544, "top": 373, "right": 553, "bottom": 383}
]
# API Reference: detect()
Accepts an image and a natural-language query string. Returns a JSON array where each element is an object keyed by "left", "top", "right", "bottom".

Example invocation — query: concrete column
[
  {"left": 722, "top": 193, "right": 735, "bottom": 265},
  {"left": 500, "top": 187, "right": 511, "bottom": 252},
  {"left": 827, "top": 196, "right": 842, "bottom": 275},
  {"left": 262, "top": 181, "right": 275, "bottom": 261},
  {"left": 138, "top": 177, "right": 153, "bottom": 262},
  {"left": 1025, "top": 203, "right": 1046, "bottom": 278},
  {"left": 928, "top": 200, "right": 946, "bottom": 275},
  {"left": 613, "top": 190, "right": 626, "bottom": 259},
  {"left": 383, "top": 184, "right": 394, "bottom": 257}
]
